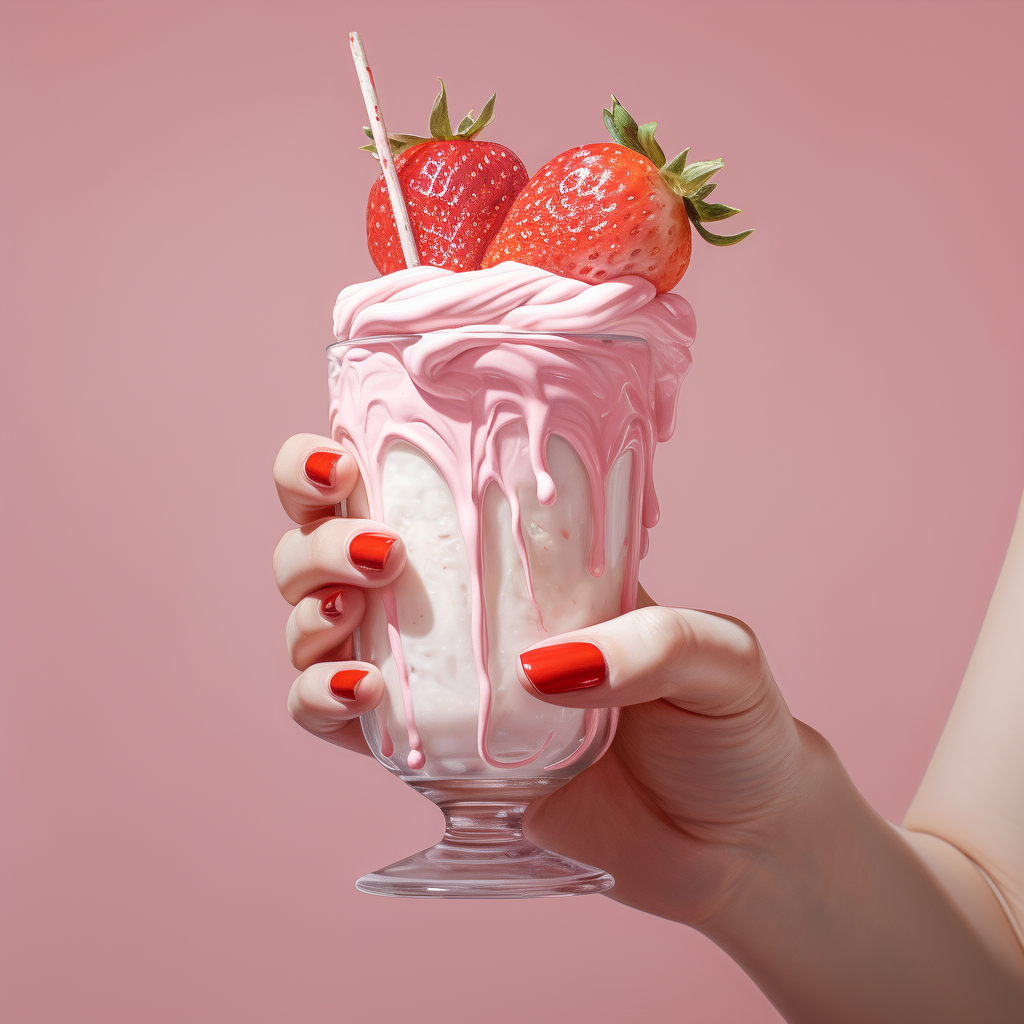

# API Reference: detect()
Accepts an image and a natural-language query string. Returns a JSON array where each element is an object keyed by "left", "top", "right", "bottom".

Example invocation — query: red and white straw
[{"left": 348, "top": 31, "right": 420, "bottom": 269}]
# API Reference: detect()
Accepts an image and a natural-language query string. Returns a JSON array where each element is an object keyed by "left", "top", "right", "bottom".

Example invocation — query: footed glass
[{"left": 328, "top": 332, "right": 654, "bottom": 898}]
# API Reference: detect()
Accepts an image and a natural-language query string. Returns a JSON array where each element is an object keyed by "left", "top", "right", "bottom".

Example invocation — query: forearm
[
  {"left": 906, "top": 485, "right": 1024, "bottom": 945},
  {"left": 699, "top": 727, "right": 1024, "bottom": 1024}
]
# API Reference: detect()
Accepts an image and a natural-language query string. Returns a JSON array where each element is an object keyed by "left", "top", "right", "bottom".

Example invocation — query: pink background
[{"left": 3, "top": 2, "right": 1022, "bottom": 1021}]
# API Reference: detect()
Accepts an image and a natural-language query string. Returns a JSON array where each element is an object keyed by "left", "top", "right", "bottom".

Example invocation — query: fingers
[
  {"left": 275, "top": 434, "right": 392, "bottom": 756},
  {"left": 517, "top": 606, "right": 772, "bottom": 717},
  {"left": 274, "top": 433, "right": 361, "bottom": 525},
  {"left": 285, "top": 585, "right": 366, "bottom": 670},
  {"left": 287, "top": 660, "right": 384, "bottom": 754},
  {"left": 274, "top": 516, "right": 406, "bottom": 604}
]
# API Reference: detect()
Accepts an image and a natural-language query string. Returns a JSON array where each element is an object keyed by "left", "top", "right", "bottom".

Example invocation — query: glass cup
[{"left": 327, "top": 331, "right": 654, "bottom": 897}]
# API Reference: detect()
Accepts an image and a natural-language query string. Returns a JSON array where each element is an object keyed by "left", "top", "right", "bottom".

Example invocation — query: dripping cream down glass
[{"left": 328, "top": 330, "right": 660, "bottom": 898}]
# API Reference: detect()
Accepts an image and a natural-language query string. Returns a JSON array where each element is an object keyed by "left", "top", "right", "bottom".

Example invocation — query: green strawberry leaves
[
  {"left": 685, "top": 204, "right": 753, "bottom": 245},
  {"left": 429, "top": 79, "right": 453, "bottom": 139},
  {"left": 675, "top": 158, "right": 725, "bottom": 195},
  {"left": 637, "top": 121, "right": 666, "bottom": 169},
  {"left": 603, "top": 96, "right": 753, "bottom": 246},
  {"left": 359, "top": 130, "right": 428, "bottom": 157},
  {"left": 688, "top": 197, "right": 742, "bottom": 222},
  {"left": 459, "top": 91, "right": 495, "bottom": 139},
  {"left": 662, "top": 148, "right": 690, "bottom": 177},
  {"left": 603, "top": 96, "right": 665, "bottom": 168},
  {"left": 361, "top": 80, "right": 497, "bottom": 157},
  {"left": 429, "top": 79, "right": 496, "bottom": 141}
]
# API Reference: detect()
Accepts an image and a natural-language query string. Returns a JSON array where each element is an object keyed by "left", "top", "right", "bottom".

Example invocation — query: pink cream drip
[{"left": 329, "top": 263, "right": 695, "bottom": 772}]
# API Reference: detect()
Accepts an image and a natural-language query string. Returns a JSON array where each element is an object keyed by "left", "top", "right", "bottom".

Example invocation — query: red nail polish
[
  {"left": 320, "top": 589, "right": 344, "bottom": 619},
  {"left": 304, "top": 450, "right": 342, "bottom": 488},
  {"left": 520, "top": 642, "right": 606, "bottom": 694},
  {"left": 349, "top": 532, "right": 397, "bottom": 572},
  {"left": 330, "top": 669, "right": 368, "bottom": 700}
]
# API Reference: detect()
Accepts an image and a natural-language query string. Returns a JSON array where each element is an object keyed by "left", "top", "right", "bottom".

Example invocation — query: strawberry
[
  {"left": 481, "top": 97, "right": 751, "bottom": 293},
  {"left": 363, "top": 81, "right": 529, "bottom": 273}
]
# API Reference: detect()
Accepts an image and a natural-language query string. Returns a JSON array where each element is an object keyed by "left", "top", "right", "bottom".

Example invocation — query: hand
[
  {"left": 272, "top": 433, "right": 404, "bottom": 753},
  {"left": 273, "top": 439, "right": 1024, "bottom": 1022},
  {"left": 519, "top": 594, "right": 1024, "bottom": 1024},
  {"left": 517, "top": 593, "right": 821, "bottom": 926}
]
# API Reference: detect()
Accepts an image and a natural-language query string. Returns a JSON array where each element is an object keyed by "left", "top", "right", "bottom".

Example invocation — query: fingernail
[
  {"left": 349, "top": 532, "right": 397, "bottom": 573},
  {"left": 520, "top": 642, "right": 606, "bottom": 694},
  {"left": 330, "top": 669, "right": 368, "bottom": 701},
  {"left": 320, "top": 589, "right": 344, "bottom": 619},
  {"left": 304, "top": 450, "right": 342, "bottom": 488}
]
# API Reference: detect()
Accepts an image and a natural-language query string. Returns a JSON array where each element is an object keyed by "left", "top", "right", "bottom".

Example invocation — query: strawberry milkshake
[
  {"left": 329, "top": 262, "right": 694, "bottom": 894},
  {"left": 323, "top": 57, "right": 746, "bottom": 893}
]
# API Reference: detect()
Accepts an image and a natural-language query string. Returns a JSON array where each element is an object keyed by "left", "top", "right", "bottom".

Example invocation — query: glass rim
[{"left": 326, "top": 331, "right": 646, "bottom": 353}]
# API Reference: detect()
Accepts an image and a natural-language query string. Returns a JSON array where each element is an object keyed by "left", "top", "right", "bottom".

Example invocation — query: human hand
[
  {"left": 523, "top": 590, "right": 1024, "bottom": 1024},
  {"left": 516, "top": 594, "right": 824, "bottom": 926},
  {"left": 273, "top": 436, "right": 1024, "bottom": 1021}
]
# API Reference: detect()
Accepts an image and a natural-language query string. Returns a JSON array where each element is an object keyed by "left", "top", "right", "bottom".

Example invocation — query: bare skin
[{"left": 274, "top": 432, "right": 1024, "bottom": 1023}]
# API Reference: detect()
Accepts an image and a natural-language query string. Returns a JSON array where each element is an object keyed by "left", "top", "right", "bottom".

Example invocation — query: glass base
[{"left": 356, "top": 788, "right": 614, "bottom": 899}]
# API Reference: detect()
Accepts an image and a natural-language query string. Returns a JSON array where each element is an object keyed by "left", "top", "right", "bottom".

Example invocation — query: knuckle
[
  {"left": 307, "top": 517, "right": 344, "bottom": 569},
  {"left": 273, "top": 530, "right": 296, "bottom": 579},
  {"left": 286, "top": 679, "right": 306, "bottom": 723},
  {"left": 288, "top": 671, "right": 323, "bottom": 721},
  {"left": 712, "top": 614, "right": 771, "bottom": 708},
  {"left": 273, "top": 435, "right": 303, "bottom": 482},
  {"left": 285, "top": 610, "right": 303, "bottom": 666},
  {"left": 293, "top": 596, "right": 319, "bottom": 635},
  {"left": 272, "top": 446, "right": 288, "bottom": 483},
  {"left": 734, "top": 625, "right": 763, "bottom": 671},
  {"left": 717, "top": 613, "right": 765, "bottom": 673},
  {"left": 635, "top": 605, "right": 696, "bottom": 665}
]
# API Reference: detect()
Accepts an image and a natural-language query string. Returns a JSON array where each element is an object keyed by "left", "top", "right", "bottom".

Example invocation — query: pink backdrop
[{"left": 3, "top": 2, "right": 1022, "bottom": 1021}]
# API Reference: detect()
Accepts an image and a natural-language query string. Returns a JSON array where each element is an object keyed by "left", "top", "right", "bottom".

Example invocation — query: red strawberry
[
  {"left": 363, "top": 81, "right": 529, "bottom": 273},
  {"left": 481, "top": 97, "right": 751, "bottom": 293}
]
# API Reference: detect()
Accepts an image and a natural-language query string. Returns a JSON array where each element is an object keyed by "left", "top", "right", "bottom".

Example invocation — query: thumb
[{"left": 517, "top": 605, "right": 772, "bottom": 717}]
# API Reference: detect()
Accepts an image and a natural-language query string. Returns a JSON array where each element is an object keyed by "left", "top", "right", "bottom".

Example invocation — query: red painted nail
[
  {"left": 320, "top": 589, "right": 344, "bottom": 619},
  {"left": 520, "top": 642, "right": 606, "bottom": 694},
  {"left": 330, "top": 669, "right": 368, "bottom": 701},
  {"left": 304, "top": 450, "right": 342, "bottom": 488},
  {"left": 349, "top": 532, "right": 397, "bottom": 572}
]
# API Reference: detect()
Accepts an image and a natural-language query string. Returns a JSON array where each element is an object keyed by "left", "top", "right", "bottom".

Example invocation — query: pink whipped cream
[{"left": 330, "top": 262, "right": 695, "bottom": 771}]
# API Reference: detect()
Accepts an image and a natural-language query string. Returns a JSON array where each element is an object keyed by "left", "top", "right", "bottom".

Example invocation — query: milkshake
[
  {"left": 328, "top": 263, "right": 694, "bottom": 895},
  {"left": 323, "top": 57, "right": 747, "bottom": 894}
]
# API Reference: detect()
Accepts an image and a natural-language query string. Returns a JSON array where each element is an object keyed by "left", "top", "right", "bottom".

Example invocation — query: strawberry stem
[
  {"left": 360, "top": 80, "right": 498, "bottom": 157},
  {"left": 602, "top": 96, "right": 753, "bottom": 246}
]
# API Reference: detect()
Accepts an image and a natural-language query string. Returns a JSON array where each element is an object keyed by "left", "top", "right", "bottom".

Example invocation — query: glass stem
[{"left": 440, "top": 801, "right": 528, "bottom": 849}]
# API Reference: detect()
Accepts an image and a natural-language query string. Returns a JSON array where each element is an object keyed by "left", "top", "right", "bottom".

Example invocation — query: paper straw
[{"left": 348, "top": 31, "right": 420, "bottom": 269}]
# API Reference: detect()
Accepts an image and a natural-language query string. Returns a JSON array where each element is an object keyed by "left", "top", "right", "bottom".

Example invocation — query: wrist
[
  {"left": 697, "top": 721, "right": 863, "bottom": 938},
  {"left": 693, "top": 725, "right": 1024, "bottom": 1024},
  {"left": 691, "top": 728, "right": 883, "bottom": 1022}
]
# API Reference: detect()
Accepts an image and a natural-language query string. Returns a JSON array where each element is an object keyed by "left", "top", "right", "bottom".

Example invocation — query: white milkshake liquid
[{"left": 347, "top": 433, "right": 632, "bottom": 778}]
